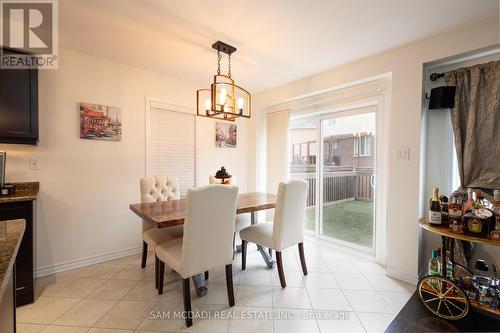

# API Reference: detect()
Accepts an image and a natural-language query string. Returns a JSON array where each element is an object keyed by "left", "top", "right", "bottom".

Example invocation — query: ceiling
[{"left": 59, "top": 0, "right": 498, "bottom": 92}]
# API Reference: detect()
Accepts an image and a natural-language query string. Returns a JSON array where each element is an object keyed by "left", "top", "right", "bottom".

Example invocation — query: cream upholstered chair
[
  {"left": 209, "top": 175, "right": 251, "bottom": 255},
  {"left": 140, "top": 176, "right": 183, "bottom": 277},
  {"left": 240, "top": 180, "right": 308, "bottom": 288},
  {"left": 155, "top": 185, "right": 239, "bottom": 327}
]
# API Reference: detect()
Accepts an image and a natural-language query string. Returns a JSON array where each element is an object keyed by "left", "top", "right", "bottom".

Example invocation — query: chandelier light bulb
[
  {"left": 237, "top": 98, "right": 244, "bottom": 114},
  {"left": 219, "top": 88, "right": 227, "bottom": 106},
  {"left": 237, "top": 97, "right": 244, "bottom": 109}
]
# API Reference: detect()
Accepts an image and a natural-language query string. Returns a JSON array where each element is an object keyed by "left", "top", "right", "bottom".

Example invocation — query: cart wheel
[
  {"left": 418, "top": 275, "right": 469, "bottom": 320},
  {"left": 453, "top": 263, "right": 473, "bottom": 280}
]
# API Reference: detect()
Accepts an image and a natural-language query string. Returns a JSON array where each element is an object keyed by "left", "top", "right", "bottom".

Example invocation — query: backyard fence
[{"left": 291, "top": 166, "right": 373, "bottom": 207}]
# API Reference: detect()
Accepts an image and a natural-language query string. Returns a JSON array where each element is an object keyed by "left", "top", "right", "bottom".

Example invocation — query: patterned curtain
[{"left": 445, "top": 60, "right": 500, "bottom": 193}]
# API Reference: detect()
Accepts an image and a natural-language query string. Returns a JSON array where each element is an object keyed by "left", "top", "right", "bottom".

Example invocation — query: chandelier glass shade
[{"left": 197, "top": 41, "right": 251, "bottom": 121}]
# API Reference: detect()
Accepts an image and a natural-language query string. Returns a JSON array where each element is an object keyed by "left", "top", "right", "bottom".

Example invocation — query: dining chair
[
  {"left": 140, "top": 176, "right": 183, "bottom": 282},
  {"left": 209, "top": 175, "right": 251, "bottom": 259},
  {"left": 239, "top": 180, "right": 309, "bottom": 288},
  {"left": 155, "top": 185, "right": 239, "bottom": 327}
]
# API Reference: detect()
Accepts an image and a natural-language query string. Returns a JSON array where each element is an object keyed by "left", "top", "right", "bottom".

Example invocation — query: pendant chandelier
[{"left": 197, "top": 41, "right": 251, "bottom": 121}]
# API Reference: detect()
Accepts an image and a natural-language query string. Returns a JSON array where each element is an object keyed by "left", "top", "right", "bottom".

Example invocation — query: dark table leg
[{"left": 251, "top": 211, "right": 275, "bottom": 269}]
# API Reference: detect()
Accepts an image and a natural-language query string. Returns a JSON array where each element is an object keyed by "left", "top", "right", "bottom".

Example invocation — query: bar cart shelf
[{"left": 418, "top": 218, "right": 500, "bottom": 320}]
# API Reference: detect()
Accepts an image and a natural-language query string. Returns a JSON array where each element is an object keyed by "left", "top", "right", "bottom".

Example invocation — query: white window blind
[{"left": 147, "top": 104, "right": 196, "bottom": 195}]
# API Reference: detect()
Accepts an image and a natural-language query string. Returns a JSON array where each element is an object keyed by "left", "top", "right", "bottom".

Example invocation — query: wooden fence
[{"left": 291, "top": 167, "right": 373, "bottom": 207}]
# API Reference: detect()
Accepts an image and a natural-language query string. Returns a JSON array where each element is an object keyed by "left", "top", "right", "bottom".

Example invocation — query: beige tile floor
[{"left": 17, "top": 238, "right": 415, "bottom": 333}]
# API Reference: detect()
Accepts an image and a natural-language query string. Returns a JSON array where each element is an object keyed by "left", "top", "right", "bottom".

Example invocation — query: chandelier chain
[
  {"left": 228, "top": 53, "right": 232, "bottom": 78},
  {"left": 217, "top": 50, "right": 222, "bottom": 75}
]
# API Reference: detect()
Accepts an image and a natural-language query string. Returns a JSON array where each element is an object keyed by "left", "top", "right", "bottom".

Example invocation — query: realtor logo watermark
[{"left": 0, "top": 0, "right": 58, "bottom": 69}]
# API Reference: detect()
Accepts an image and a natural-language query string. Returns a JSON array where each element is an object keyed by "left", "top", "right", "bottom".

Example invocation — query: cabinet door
[
  {"left": 0, "top": 201, "right": 34, "bottom": 305},
  {"left": 0, "top": 60, "right": 38, "bottom": 144}
]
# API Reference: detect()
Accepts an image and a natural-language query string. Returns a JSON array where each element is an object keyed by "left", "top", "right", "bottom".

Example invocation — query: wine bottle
[{"left": 429, "top": 187, "right": 442, "bottom": 225}]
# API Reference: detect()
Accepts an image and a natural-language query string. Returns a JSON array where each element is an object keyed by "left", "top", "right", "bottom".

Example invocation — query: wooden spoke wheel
[
  {"left": 418, "top": 275, "right": 470, "bottom": 320},
  {"left": 453, "top": 263, "right": 473, "bottom": 280}
]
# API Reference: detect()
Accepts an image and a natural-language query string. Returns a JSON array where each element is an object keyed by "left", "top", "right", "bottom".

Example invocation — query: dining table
[{"left": 129, "top": 192, "right": 277, "bottom": 296}]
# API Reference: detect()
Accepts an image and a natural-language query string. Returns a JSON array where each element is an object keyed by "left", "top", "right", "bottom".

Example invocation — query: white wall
[
  {"left": 251, "top": 18, "right": 499, "bottom": 282},
  {"left": 196, "top": 116, "right": 249, "bottom": 190},
  {"left": 0, "top": 49, "right": 251, "bottom": 275}
]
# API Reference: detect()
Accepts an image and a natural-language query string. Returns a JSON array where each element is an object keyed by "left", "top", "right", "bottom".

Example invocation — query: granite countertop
[
  {"left": 0, "top": 182, "right": 39, "bottom": 203},
  {"left": 0, "top": 219, "right": 25, "bottom": 303}
]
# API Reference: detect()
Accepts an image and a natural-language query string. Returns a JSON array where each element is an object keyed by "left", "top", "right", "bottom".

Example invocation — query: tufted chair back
[{"left": 140, "top": 176, "right": 180, "bottom": 232}]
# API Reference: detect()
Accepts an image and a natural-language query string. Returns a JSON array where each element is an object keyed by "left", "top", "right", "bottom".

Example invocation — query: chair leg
[
  {"left": 182, "top": 278, "right": 193, "bottom": 327},
  {"left": 225, "top": 264, "right": 235, "bottom": 307},
  {"left": 298, "top": 242, "right": 308, "bottom": 276},
  {"left": 204, "top": 271, "right": 209, "bottom": 280},
  {"left": 141, "top": 241, "right": 148, "bottom": 268},
  {"left": 241, "top": 240, "right": 247, "bottom": 270},
  {"left": 155, "top": 255, "right": 159, "bottom": 289},
  {"left": 158, "top": 260, "right": 165, "bottom": 295},
  {"left": 276, "top": 251, "right": 286, "bottom": 288},
  {"left": 232, "top": 232, "right": 236, "bottom": 260}
]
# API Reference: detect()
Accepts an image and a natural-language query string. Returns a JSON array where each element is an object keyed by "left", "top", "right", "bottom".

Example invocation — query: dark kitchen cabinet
[
  {"left": 0, "top": 200, "right": 34, "bottom": 306},
  {"left": 0, "top": 48, "right": 38, "bottom": 145}
]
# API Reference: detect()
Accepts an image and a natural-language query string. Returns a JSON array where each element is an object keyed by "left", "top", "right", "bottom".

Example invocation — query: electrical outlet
[
  {"left": 394, "top": 148, "right": 410, "bottom": 161},
  {"left": 29, "top": 158, "right": 39, "bottom": 170}
]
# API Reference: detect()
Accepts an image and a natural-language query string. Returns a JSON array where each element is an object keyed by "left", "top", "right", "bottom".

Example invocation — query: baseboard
[
  {"left": 35, "top": 245, "right": 143, "bottom": 278},
  {"left": 386, "top": 267, "right": 418, "bottom": 285}
]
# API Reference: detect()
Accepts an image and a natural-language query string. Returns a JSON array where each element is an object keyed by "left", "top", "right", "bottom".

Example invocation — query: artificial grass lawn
[{"left": 305, "top": 200, "right": 374, "bottom": 248}]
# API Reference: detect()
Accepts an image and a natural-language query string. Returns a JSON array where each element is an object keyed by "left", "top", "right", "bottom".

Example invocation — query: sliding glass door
[
  {"left": 319, "top": 111, "right": 375, "bottom": 251},
  {"left": 290, "top": 109, "right": 376, "bottom": 252}
]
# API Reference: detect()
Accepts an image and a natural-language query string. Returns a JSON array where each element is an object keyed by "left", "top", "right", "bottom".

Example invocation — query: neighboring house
[{"left": 291, "top": 130, "right": 375, "bottom": 170}]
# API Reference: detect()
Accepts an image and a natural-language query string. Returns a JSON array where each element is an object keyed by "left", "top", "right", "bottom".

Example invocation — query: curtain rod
[
  {"left": 429, "top": 72, "right": 445, "bottom": 81},
  {"left": 430, "top": 57, "right": 500, "bottom": 81}
]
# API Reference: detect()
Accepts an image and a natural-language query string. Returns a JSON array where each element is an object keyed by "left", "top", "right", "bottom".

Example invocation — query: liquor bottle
[
  {"left": 440, "top": 195, "right": 449, "bottom": 225},
  {"left": 475, "top": 192, "right": 485, "bottom": 209},
  {"left": 428, "top": 249, "right": 441, "bottom": 275},
  {"left": 448, "top": 195, "right": 463, "bottom": 233},
  {"left": 490, "top": 190, "right": 500, "bottom": 240},
  {"left": 490, "top": 265, "right": 499, "bottom": 310},
  {"left": 445, "top": 251, "right": 453, "bottom": 279},
  {"left": 463, "top": 188, "right": 474, "bottom": 213},
  {"left": 429, "top": 187, "right": 442, "bottom": 225}
]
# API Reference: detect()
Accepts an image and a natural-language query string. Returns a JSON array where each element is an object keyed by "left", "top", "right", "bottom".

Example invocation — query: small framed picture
[
  {"left": 215, "top": 122, "right": 237, "bottom": 148},
  {"left": 80, "top": 102, "right": 122, "bottom": 141}
]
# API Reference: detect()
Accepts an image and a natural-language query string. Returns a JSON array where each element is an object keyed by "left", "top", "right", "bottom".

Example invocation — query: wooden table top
[{"left": 129, "top": 192, "right": 277, "bottom": 228}]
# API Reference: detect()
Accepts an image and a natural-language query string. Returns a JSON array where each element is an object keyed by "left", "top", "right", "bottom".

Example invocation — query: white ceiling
[{"left": 59, "top": 0, "right": 498, "bottom": 92}]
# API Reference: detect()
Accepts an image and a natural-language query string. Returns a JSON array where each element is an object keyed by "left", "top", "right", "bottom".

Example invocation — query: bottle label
[
  {"left": 429, "top": 211, "right": 442, "bottom": 224},
  {"left": 449, "top": 208, "right": 462, "bottom": 218},
  {"left": 468, "top": 219, "right": 482, "bottom": 233}
]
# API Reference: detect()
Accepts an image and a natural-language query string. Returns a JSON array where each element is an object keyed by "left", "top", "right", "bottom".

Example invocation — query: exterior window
[{"left": 354, "top": 135, "right": 371, "bottom": 157}]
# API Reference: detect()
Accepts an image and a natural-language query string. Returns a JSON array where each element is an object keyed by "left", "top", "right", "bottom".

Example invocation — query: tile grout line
[{"left": 323, "top": 256, "right": 367, "bottom": 333}]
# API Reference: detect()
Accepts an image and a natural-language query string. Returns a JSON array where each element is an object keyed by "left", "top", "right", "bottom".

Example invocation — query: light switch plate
[{"left": 394, "top": 148, "right": 410, "bottom": 161}]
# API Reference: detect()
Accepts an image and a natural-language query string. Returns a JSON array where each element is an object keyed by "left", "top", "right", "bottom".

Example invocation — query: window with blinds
[{"left": 146, "top": 103, "right": 196, "bottom": 195}]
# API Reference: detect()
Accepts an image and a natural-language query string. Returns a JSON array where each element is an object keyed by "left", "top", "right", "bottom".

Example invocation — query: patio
[{"left": 305, "top": 200, "right": 374, "bottom": 248}]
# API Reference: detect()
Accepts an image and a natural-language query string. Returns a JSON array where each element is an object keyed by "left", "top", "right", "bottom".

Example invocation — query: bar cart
[{"left": 418, "top": 218, "right": 500, "bottom": 320}]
